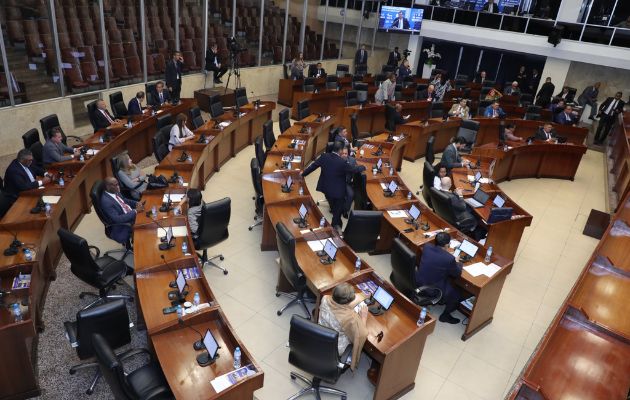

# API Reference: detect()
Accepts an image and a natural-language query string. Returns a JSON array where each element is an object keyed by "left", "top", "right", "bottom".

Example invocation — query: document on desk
[
  {"left": 42, "top": 195, "right": 61, "bottom": 204},
  {"left": 86, "top": 149, "right": 99, "bottom": 156},
  {"left": 162, "top": 194, "right": 185, "bottom": 203},
  {"left": 218, "top": 121, "right": 231, "bottom": 128},
  {"left": 155, "top": 226, "right": 188, "bottom": 237},
  {"left": 210, "top": 364, "right": 258, "bottom": 393},
  {"left": 387, "top": 210, "right": 407, "bottom": 218},
  {"left": 306, "top": 240, "right": 325, "bottom": 252},
  {"left": 464, "top": 262, "right": 501, "bottom": 278},
  {"left": 467, "top": 175, "right": 491, "bottom": 184},
  {"left": 380, "top": 183, "right": 388, "bottom": 190}
]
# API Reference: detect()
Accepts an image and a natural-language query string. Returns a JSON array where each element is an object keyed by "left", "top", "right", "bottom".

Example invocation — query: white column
[
  {"left": 556, "top": 0, "right": 584, "bottom": 23},
  {"left": 538, "top": 57, "right": 571, "bottom": 95},
  {"left": 407, "top": 35, "right": 422, "bottom": 76}
]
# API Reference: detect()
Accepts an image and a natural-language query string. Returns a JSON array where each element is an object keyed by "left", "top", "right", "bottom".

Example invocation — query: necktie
[
  {"left": 159, "top": 92, "right": 164, "bottom": 103},
  {"left": 547, "top": 131, "right": 550, "bottom": 140},
  {"left": 606, "top": 100, "right": 618, "bottom": 115},
  {"left": 102, "top": 109, "right": 113, "bottom": 123},
  {"left": 22, "top": 164, "right": 35, "bottom": 182},
  {"left": 493, "top": 110, "right": 497, "bottom": 118},
  {"left": 115, "top": 194, "right": 132, "bottom": 214}
]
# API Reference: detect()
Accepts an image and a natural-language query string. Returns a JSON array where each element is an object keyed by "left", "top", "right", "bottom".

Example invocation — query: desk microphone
[
  {"left": 178, "top": 315, "right": 206, "bottom": 351},
  {"left": 177, "top": 150, "right": 189, "bottom": 162},
  {"left": 292, "top": 204, "right": 308, "bottom": 228},
  {"left": 309, "top": 228, "right": 327, "bottom": 257},
  {"left": 160, "top": 254, "right": 178, "bottom": 288},
  {"left": 162, "top": 154, "right": 180, "bottom": 183},
  {"left": 30, "top": 196, "right": 45, "bottom": 214},
  {"left": 159, "top": 190, "right": 172, "bottom": 212},
  {"left": 153, "top": 219, "right": 174, "bottom": 250},
  {"left": 372, "top": 145, "right": 383, "bottom": 156},
  {"left": 0, "top": 225, "right": 22, "bottom": 256}
]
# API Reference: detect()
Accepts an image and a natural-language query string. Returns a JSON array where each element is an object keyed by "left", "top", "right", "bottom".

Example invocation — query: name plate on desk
[{"left": 156, "top": 226, "right": 188, "bottom": 238}]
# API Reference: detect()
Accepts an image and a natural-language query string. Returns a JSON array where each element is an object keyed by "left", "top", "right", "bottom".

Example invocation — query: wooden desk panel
[
  {"left": 398, "top": 119, "right": 460, "bottom": 161},
  {"left": 475, "top": 118, "right": 588, "bottom": 146},
  {"left": 292, "top": 90, "right": 346, "bottom": 119}
]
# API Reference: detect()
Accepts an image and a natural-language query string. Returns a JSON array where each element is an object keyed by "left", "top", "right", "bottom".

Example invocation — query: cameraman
[
  {"left": 165, "top": 51, "right": 184, "bottom": 103},
  {"left": 205, "top": 43, "right": 227, "bottom": 84}
]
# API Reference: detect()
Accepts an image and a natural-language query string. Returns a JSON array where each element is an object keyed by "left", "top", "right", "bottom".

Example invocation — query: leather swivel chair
[
  {"left": 335, "top": 63, "right": 349, "bottom": 77},
  {"left": 0, "top": 192, "right": 16, "bottom": 219},
  {"left": 429, "top": 187, "right": 477, "bottom": 235},
  {"left": 152, "top": 125, "right": 172, "bottom": 162},
  {"left": 254, "top": 135, "right": 266, "bottom": 168},
  {"left": 384, "top": 104, "right": 396, "bottom": 131},
  {"left": 524, "top": 113, "right": 541, "bottom": 121},
  {"left": 421, "top": 161, "right": 435, "bottom": 209},
  {"left": 352, "top": 172, "right": 370, "bottom": 211},
  {"left": 456, "top": 119, "right": 480, "bottom": 153},
  {"left": 193, "top": 197, "right": 231, "bottom": 275},
  {"left": 394, "top": 83, "right": 402, "bottom": 101},
  {"left": 156, "top": 113, "right": 172, "bottom": 130},
  {"left": 354, "top": 82, "right": 368, "bottom": 104},
  {"left": 63, "top": 299, "right": 132, "bottom": 395},
  {"left": 234, "top": 87, "right": 248, "bottom": 108},
  {"left": 29, "top": 141, "right": 44, "bottom": 170},
  {"left": 40, "top": 114, "right": 82, "bottom": 145},
  {"left": 345, "top": 90, "right": 358, "bottom": 107},
  {"left": 92, "top": 333, "right": 174, "bottom": 399},
  {"left": 22, "top": 128, "right": 40, "bottom": 149},
  {"left": 520, "top": 93, "right": 533, "bottom": 107},
  {"left": 189, "top": 106, "right": 205, "bottom": 129},
  {"left": 275, "top": 222, "right": 313, "bottom": 319},
  {"left": 430, "top": 102, "right": 444, "bottom": 119},
  {"left": 342, "top": 210, "right": 382, "bottom": 253},
  {"left": 262, "top": 120, "right": 276, "bottom": 152},
  {"left": 287, "top": 315, "right": 350, "bottom": 400},
  {"left": 303, "top": 77, "right": 315, "bottom": 92},
  {"left": 350, "top": 113, "right": 369, "bottom": 145},
  {"left": 90, "top": 181, "right": 134, "bottom": 250},
  {"left": 425, "top": 135, "right": 436, "bottom": 165},
  {"left": 145, "top": 82, "right": 156, "bottom": 105},
  {"left": 209, "top": 95, "right": 224, "bottom": 119},
  {"left": 374, "top": 73, "right": 386, "bottom": 87},
  {"left": 279, "top": 108, "right": 291, "bottom": 133},
  {"left": 526, "top": 105, "right": 542, "bottom": 114},
  {"left": 325, "top": 75, "right": 338, "bottom": 90},
  {"left": 58, "top": 228, "right": 133, "bottom": 308},
  {"left": 109, "top": 91, "right": 128, "bottom": 119},
  {"left": 248, "top": 158, "right": 264, "bottom": 231},
  {"left": 86, "top": 100, "right": 100, "bottom": 132},
  {"left": 296, "top": 100, "right": 310, "bottom": 121},
  {"left": 390, "top": 238, "right": 443, "bottom": 307}
]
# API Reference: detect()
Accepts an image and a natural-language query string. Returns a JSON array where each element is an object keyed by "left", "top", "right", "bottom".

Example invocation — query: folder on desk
[{"left": 156, "top": 226, "right": 187, "bottom": 238}]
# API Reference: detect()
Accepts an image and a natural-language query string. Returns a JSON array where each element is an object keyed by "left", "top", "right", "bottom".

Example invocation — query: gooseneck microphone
[
  {"left": 178, "top": 316, "right": 206, "bottom": 351},
  {"left": 309, "top": 227, "right": 327, "bottom": 257},
  {"left": 159, "top": 190, "right": 172, "bottom": 212},
  {"left": 160, "top": 254, "right": 178, "bottom": 288},
  {"left": 0, "top": 225, "right": 22, "bottom": 256}
]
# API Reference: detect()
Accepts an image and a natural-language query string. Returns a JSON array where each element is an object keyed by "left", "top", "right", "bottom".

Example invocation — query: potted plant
[{"left": 422, "top": 45, "right": 441, "bottom": 79}]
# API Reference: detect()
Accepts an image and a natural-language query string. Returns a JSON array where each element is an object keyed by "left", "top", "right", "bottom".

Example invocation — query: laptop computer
[
  {"left": 487, "top": 207, "right": 514, "bottom": 223},
  {"left": 464, "top": 188, "right": 490, "bottom": 208}
]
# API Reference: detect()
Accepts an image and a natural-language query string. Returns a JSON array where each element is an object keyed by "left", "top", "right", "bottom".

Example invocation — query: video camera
[
  {"left": 228, "top": 37, "right": 246, "bottom": 54},
  {"left": 402, "top": 49, "right": 411, "bottom": 58}
]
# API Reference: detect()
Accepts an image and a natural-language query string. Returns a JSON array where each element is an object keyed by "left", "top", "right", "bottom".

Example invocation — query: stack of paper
[
  {"left": 162, "top": 193, "right": 185, "bottom": 203},
  {"left": 306, "top": 240, "right": 325, "bottom": 252},
  {"left": 387, "top": 210, "right": 407, "bottom": 218},
  {"left": 210, "top": 365, "right": 258, "bottom": 393},
  {"left": 463, "top": 262, "right": 501, "bottom": 278},
  {"left": 42, "top": 195, "right": 61, "bottom": 204}
]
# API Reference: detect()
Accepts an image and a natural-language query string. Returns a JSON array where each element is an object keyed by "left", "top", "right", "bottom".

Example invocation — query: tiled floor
[{"left": 74, "top": 125, "right": 606, "bottom": 400}]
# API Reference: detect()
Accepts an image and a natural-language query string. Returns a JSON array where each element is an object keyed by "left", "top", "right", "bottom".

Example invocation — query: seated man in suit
[
  {"left": 554, "top": 105, "right": 577, "bottom": 126},
  {"left": 549, "top": 99, "right": 565, "bottom": 114},
  {"left": 93, "top": 99, "right": 121, "bottom": 130},
  {"left": 473, "top": 70, "right": 488, "bottom": 84},
  {"left": 4, "top": 148, "right": 51, "bottom": 198},
  {"left": 334, "top": 126, "right": 353, "bottom": 152},
  {"left": 484, "top": 101, "right": 507, "bottom": 119},
  {"left": 442, "top": 137, "right": 470, "bottom": 170},
  {"left": 100, "top": 177, "right": 143, "bottom": 245},
  {"left": 504, "top": 81, "right": 521, "bottom": 96},
  {"left": 204, "top": 43, "right": 228, "bottom": 84},
  {"left": 43, "top": 127, "right": 80, "bottom": 165},
  {"left": 301, "top": 142, "right": 366, "bottom": 231},
  {"left": 309, "top": 62, "right": 326, "bottom": 78},
  {"left": 535, "top": 122, "right": 557, "bottom": 141},
  {"left": 392, "top": 103, "right": 410, "bottom": 126},
  {"left": 390, "top": 10, "right": 410, "bottom": 29},
  {"left": 448, "top": 98, "right": 471, "bottom": 119},
  {"left": 150, "top": 81, "right": 171, "bottom": 108},
  {"left": 417, "top": 84, "right": 436, "bottom": 102},
  {"left": 415, "top": 231, "right": 463, "bottom": 324},
  {"left": 127, "top": 91, "right": 145, "bottom": 116},
  {"left": 439, "top": 176, "right": 485, "bottom": 240},
  {"left": 554, "top": 86, "right": 574, "bottom": 103}
]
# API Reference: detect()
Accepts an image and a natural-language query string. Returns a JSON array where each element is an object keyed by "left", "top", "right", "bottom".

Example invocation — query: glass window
[
  {"left": 611, "top": 26, "right": 630, "bottom": 47},
  {"left": 585, "top": 0, "right": 616, "bottom": 25},
  {"left": 611, "top": 1, "right": 630, "bottom": 27}
]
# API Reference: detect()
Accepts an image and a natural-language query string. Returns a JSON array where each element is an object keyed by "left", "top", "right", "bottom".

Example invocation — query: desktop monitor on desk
[
  {"left": 487, "top": 207, "right": 513, "bottom": 223},
  {"left": 196, "top": 328, "right": 220, "bottom": 366},
  {"left": 368, "top": 286, "right": 395, "bottom": 315}
]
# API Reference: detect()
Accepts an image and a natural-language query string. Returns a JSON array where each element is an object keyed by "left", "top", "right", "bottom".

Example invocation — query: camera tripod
[{"left": 223, "top": 52, "right": 242, "bottom": 94}]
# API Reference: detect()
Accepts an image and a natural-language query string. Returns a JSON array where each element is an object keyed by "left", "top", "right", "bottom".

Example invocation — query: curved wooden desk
[
  {"left": 474, "top": 118, "right": 589, "bottom": 146},
  {"left": 0, "top": 99, "right": 274, "bottom": 399}
]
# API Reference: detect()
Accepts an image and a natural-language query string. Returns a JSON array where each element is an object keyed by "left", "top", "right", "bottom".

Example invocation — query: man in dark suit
[
  {"left": 127, "top": 91, "right": 145, "bottom": 116},
  {"left": 4, "top": 149, "right": 51, "bottom": 198},
  {"left": 165, "top": 51, "right": 184, "bottom": 103},
  {"left": 535, "top": 77, "right": 555, "bottom": 107},
  {"left": 442, "top": 137, "right": 470, "bottom": 170},
  {"left": 42, "top": 128, "right": 79, "bottom": 165},
  {"left": 577, "top": 82, "right": 600, "bottom": 120},
  {"left": 204, "top": 44, "right": 227, "bottom": 84},
  {"left": 594, "top": 92, "right": 625, "bottom": 145},
  {"left": 535, "top": 122, "right": 557, "bottom": 141},
  {"left": 390, "top": 11, "right": 410, "bottom": 29},
  {"left": 387, "top": 47, "right": 401, "bottom": 66},
  {"left": 354, "top": 45, "right": 368, "bottom": 67},
  {"left": 309, "top": 62, "right": 326, "bottom": 78},
  {"left": 554, "top": 86, "right": 574, "bottom": 103},
  {"left": 417, "top": 84, "right": 436, "bottom": 102},
  {"left": 150, "top": 81, "right": 171, "bottom": 108},
  {"left": 392, "top": 103, "right": 410, "bottom": 127},
  {"left": 484, "top": 101, "right": 507, "bottom": 118},
  {"left": 340, "top": 147, "right": 357, "bottom": 218},
  {"left": 92, "top": 99, "right": 120, "bottom": 130},
  {"left": 415, "top": 231, "right": 462, "bottom": 324},
  {"left": 100, "top": 177, "right": 143, "bottom": 245},
  {"left": 473, "top": 70, "right": 488, "bottom": 84},
  {"left": 439, "top": 176, "right": 482, "bottom": 239},
  {"left": 333, "top": 126, "right": 352, "bottom": 151},
  {"left": 554, "top": 105, "right": 577, "bottom": 125},
  {"left": 301, "top": 142, "right": 366, "bottom": 230},
  {"left": 482, "top": 0, "right": 498, "bottom": 13}
]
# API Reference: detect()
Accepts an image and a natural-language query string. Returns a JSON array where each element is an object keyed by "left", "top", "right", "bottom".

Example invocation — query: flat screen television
[
  {"left": 471, "top": 0, "right": 521, "bottom": 13},
  {"left": 378, "top": 6, "right": 424, "bottom": 33}
]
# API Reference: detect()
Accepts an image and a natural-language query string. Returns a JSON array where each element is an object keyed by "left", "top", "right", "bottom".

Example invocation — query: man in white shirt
[{"left": 594, "top": 91, "right": 625, "bottom": 145}]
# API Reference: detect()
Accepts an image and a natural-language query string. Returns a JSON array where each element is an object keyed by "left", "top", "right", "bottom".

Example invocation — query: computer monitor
[
  {"left": 202, "top": 329, "right": 219, "bottom": 360},
  {"left": 286, "top": 176, "right": 292, "bottom": 190},
  {"left": 298, "top": 203, "right": 308, "bottom": 220},
  {"left": 473, "top": 188, "right": 490, "bottom": 204},
  {"left": 323, "top": 239, "right": 337, "bottom": 261},
  {"left": 387, "top": 180, "right": 398, "bottom": 193},
  {"left": 176, "top": 269, "right": 186, "bottom": 294},
  {"left": 474, "top": 171, "right": 482, "bottom": 182},
  {"left": 408, "top": 204, "right": 420, "bottom": 221},
  {"left": 377, "top": 158, "right": 383, "bottom": 170},
  {"left": 373, "top": 286, "right": 394, "bottom": 310},
  {"left": 493, "top": 195, "right": 506, "bottom": 208},
  {"left": 488, "top": 207, "right": 514, "bottom": 223},
  {"left": 455, "top": 239, "right": 478, "bottom": 258}
]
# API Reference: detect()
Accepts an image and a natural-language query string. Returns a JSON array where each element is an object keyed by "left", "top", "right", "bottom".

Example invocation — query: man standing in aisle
[
  {"left": 301, "top": 142, "right": 366, "bottom": 232},
  {"left": 387, "top": 47, "right": 401, "bottom": 67},
  {"left": 354, "top": 44, "right": 368, "bottom": 69},
  {"left": 594, "top": 91, "right": 625, "bottom": 145},
  {"left": 166, "top": 51, "right": 184, "bottom": 103},
  {"left": 578, "top": 82, "right": 601, "bottom": 120}
]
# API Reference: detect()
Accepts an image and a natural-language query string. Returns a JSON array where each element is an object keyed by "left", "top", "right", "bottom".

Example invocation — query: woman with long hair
[
  {"left": 116, "top": 152, "right": 147, "bottom": 200},
  {"left": 168, "top": 113, "right": 195, "bottom": 151}
]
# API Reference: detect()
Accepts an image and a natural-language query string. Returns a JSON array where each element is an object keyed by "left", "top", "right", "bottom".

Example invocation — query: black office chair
[
  {"left": 385, "top": 103, "right": 396, "bottom": 131},
  {"left": 325, "top": 75, "right": 338, "bottom": 90},
  {"left": 456, "top": 119, "right": 480, "bottom": 153},
  {"left": 254, "top": 135, "right": 266, "bottom": 167},
  {"left": 40, "top": 114, "right": 82, "bottom": 145},
  {"left": 482, "top": 80, "right": 495, "bottom": 88},
  {"left": 63, "top": 299, "right": 131, "bottom": 395},
  {"left": 296, "top": 100, "right": 310, "bottom": 120},
  {"left": 381, "top": 64, "right": 395, "bottom": 74},
  {"left": 402, "top": 76, "right": 414, "bottom": 89},
  {"left": 58, "top": 228, "right": 132, "bottom": 308},
  {"left": 145, "top": 82, "right": 156, "bottom": 105},
  {"left": 109, "top": 91, "right": 128, "bottom": 119},
  {"left": 349, "top": 114, "right": 368, "bottom": 145},
  {"left": 394, "top": 83, "right": 403, "bottom": 101},
  {"left": 345, "top": 90, "right": 358, "bottom": 107},
  {"left": 29, "top": 141, "right": 44, "bottom": 170},
  {"left": 248, "top": 158, "right": 264, "bottom": 231},
  {"left": 351, "top": 75, "right": 363, "bottom": 88},
  {"left": 390, "top": 238, "right": 443, "bottom": 307},
  {"left": 0, "top": 191, "right": 16, "bottom": 219},
  {"left": 352, "top": 173, "right": 370, "bottom": 210},
  {"left": 520, "top": 93, "right": 534, "bottom": 107},
  {"left": 429, "top": 187, "right": 477, "bottom": 234},
  {"left": 152, "top": 125, "right": 172, "bottom": 162},
  {"left": 354, "top": 82, "right": 368, "bottom": 104},
  {"left": 156, "top": 113, "right": 172, "bottom": 130},
  {"left": 421, "top": 161, "right": 435, "bottom": 208},
  {"left": 209, "top": 94, "right": 225, "bottom": 119},
  {"left": 92, "top": 333, "right": 173, "bottom": 400},
  {"left": 262, "top": 120, "right": 276, "bottom": 152},
  {"left": 342, "top": 210, "right": 382, "bottom": 253},
  {"left": 193, "top": 197, "right": 230, "bottom": 275},
  {"left": 524, "top": 113, "right": 541, "bottom": 121},
  {"left": 189, "top": 106, "right": 205, "bottom": 129},
  {"left": 22, "top": 128, "right": 40, "bottom": 149},
  {"left": 426, "top": 135, "right": 436, "bottom": 165},
  {"left": 355, "top": 63, "right": 367, "bottom": 76},
  {"left": 86, "top": 100, "right": 100, "bottom": 132},
  {"left": 287, "top": 315, "right": 350, "bottom": 400},
  {"left": 235, "top": 87, "right": 248, "bottom": 108},
  {"left": 279, "top": 108, "right": 291, "bottom": 133},
  {"left": 90, "top": 181, "right": 134, "bottom": 250},
  {"left": 335, "top": 63, "right": 349, "bottom": 77},
  {"left": 275, "top": 222, "right": 313, "bottom": 319},
  {"left": 430, "top": 102, "right": 444, "bottom": 119},
  {"left": 374, "top": 73, "right": 386, "bottom": 87},
  {"left": 478, "top": 100, "right": 493, "bottom": 116},
  {"left": 303, "top": 77, "right": 316, "bottom": 92},
  {"left": 414, "top": 84, "right": 428, "bottom": 100}
]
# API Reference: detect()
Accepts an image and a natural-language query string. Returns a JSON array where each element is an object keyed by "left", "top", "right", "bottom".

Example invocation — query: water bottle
[
  {"left": 193, "top": 292, "right": 201, "bottom": 307},
  {"left": 407, "top": 191, "right": 412, "bottom": 200},
  {"left": 298, "top": 186, "right": 304, "bottom": 196},
  {"left": 354, "top": 257, "right": 361, "bottom": 272},
  {"left": 181, "top": 241, "right": 188, "bottom": 254},
  {"left": 176, "top": 304, "right": 184, "bottom": 319},
  {"left": 24, "top": 249, "right": 33, "bottom": 262},
  {"left": 12, "top": 303, "right": 23, "bottom": 322},
  {"left": 178, "top": 176, "right": 184, "bottom": 186},
  {"left": 173, "top": 207, "right": 181, "bottom": 216},
  {"left": 187, "top": 153, "right": 192, "bottom": 162},
  {"left": 58, "top": 176, "right": 64, "bottom": 187},
  {"left": 417, "top": 307, "right": 427, "bottom": 326},
  {"left": 99, "top": 135, "right": 104, "bottom": 143},
  {"left": 151, "top": 205, "right": 158, "bottom": 219},
  {"left": 484, "top": 246, "right": 493, "bottom": 263},
  {"left": 233, "top": 347, "right": 242, "bottom": 369},
  {"left": 79, "top": 153, "right": 85, "bottom": 162},
  {"left": 319, "top": 217, "right": 326, "bottom": 228},
  {"left": 44, "top": 203, "right": 52, "bottom": 217},
  {"left": 389, "top": 166, "right": 394, "bottom": 176}
]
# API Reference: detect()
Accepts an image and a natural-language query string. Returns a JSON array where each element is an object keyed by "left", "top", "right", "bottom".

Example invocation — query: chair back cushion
[
  {"left": 195, "top": 197, "right": 231, "bottom": 250},
  {"left": 425, "top": 135, "right": 435, "bottom": 165},
  {"left": 92, "top": 332, "right": 133, "bottom": 399},
  {"left": 262, "top": 120, "right": 276, "bottom": 151},
  {"left": 275, "top": 222, "right": 306, "bottom": 290},
  {"left": 76, "top": 299, "right": 130, "bottom": 359},
  {"left": 422, "top": 161, "right": 435, "bottom": 207},
  {"left": 156, "top": 113, "right": 173, "bottom": 130},
  {"left": 429, "top": 187, "right": 457, "bottom": 225},
  {"left": 279, "top": 108, "right": 291, "bottom": 133},
  {"left": 58, "top": 227, "right": 103, "bottom": 288},
  {"left": 343, "top": 210, "right": 382, "bottom": 253},
  {"left": 22, "top": 128, "right": 40, "bottom": 149},
  {"left": 390, "top": 238, "right": 417, "bottom": 298},
  {"left": 255, "top": 135, "right": 266, "bottom": 167}
]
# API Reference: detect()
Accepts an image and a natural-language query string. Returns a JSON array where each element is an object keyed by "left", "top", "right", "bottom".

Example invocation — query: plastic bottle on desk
[
  {"left": 12, "top": 303, "right": 23, "bottom": 322},
  {"left": 407, "top": 191, "right": 412, "bottom": 200},
  {"left": 44, "top": 203, "right": 52, "bottom": 217},
  {"left": 389, "top": 166, "right": 394, "bottom": 176},
  {"left": 181, "top": 241, "right": 188, "bottom": 254},
  {"left": 354, "top": 257, "right": 361, "bottom": 272},
  {"left": 417, "top": 307, "right": 427, "bottom": 326},
  {"left": 298, "top": 186, "right": 304, "bottom": 196},
  {"left": 193, "top": 292, "right": 200, "bottom": 307},
  {"left": 151, "top": 206, "right": 158, "bottom": 219},
  {"left": 176, "top": 304, "right": 184, "bottom": 319},
  {"left": 319, "top": 217, "right": 326, "bottom": 228},
  {"left": 58, "top": 176, "right": 64, "bottom": 187},
  {"left": 24, "top": 249, "right": 33, "bottom": 262},
  {"left": 233, "top": 347, "right": 242, "bottom": 369},
  {"left": 484, "top": 246, "right": 493, "bottom": 263}
]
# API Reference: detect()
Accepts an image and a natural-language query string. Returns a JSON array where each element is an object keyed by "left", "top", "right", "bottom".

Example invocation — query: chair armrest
[
  {"left": 88, "top": 245, "right": 101, "bottom": 259},
  {"left": 139, "top": 385, "right": 174, "bottom": 400},
  {"left": 64, "top": 320, "right": 78, "bottom": 347},
  {"left": 118, "top": 347, "right": 152, "bottom": 362}
]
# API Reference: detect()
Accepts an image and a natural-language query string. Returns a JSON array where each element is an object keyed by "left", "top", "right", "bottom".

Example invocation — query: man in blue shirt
[{"left": 484, "top": 101, "right": 506, "bottom": 119}]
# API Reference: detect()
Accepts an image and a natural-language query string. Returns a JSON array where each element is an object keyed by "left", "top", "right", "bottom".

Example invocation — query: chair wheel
[
  {"left": 86, "top": 388, "right": 94, "bottom": 395},
  {"left": 248, "top": 227, "right": 253, "bottom": 231},
  {"left": 220, "top": 256, "right": 224, "bottom": 261},
  {"left": 341, "top": 396, "right": 347, "bottom": 400},
  {"left": 69, "top": 369, "right": 76, "bottom": 375},
  {"left": 79, "top": 293, "right": 84, "bottom": 299},
  {"left": 223, "top": 270, "right": 228, "bottom": 275},
  {"left": 290, "top": 374, "right": 296, "bottom": 380},
  {"left": 277, "top": 310, "right": 282, "bottom": 316},
  {"left": 275, "top": 292, "right": 280, "bottom": 297}
]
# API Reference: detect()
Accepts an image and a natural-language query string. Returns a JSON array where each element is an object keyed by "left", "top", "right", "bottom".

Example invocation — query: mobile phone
[{"left": 162, "top": 306, "right": 178, "bottom": 314}]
